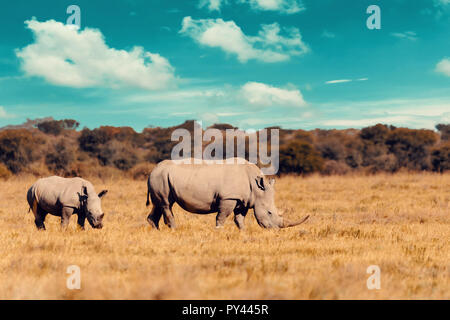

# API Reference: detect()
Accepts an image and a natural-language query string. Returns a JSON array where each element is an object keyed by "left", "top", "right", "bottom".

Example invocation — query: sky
[{"left": 0, "top": 0, "right": 449, "bottom": 131}]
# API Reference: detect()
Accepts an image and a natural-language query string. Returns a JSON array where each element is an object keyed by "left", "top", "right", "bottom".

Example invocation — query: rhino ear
[
  {"left": 82, "top": 186, "right": 88, "bottom": 196},
  {"left": 98, "top": 190, "right": 108, "bottom": 198},
  {"left": 255, "top": 176, "right": 265, "bottom": 191}
]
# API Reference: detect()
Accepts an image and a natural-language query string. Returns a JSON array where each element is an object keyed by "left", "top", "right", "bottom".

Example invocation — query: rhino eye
[{"left": 268, "top": 211, "right": 272, "bottom": 215}]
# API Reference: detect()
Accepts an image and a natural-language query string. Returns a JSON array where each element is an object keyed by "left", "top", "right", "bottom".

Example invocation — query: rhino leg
[
  {"left": 32, "top": 204, "right": 47, "bottom": 230},
  {"left": 233, "top": 214, "right": 245, "bottom": 229},
  {"left": 147, "top": 206, "right": 163, "bottom": 230},
  {"left": 162, "top": 205, "right": 176, "bottom": 229},
  {"left": 216, "top": 200, "right": 236, "bottom": 228},
  {"left": 77, "top": 212, "right": 86, "bottom": 230},
  {"left": 61, "top": 207, "right": 74, "bottom": 229},
  {"left": 233, "top": 208, "right": 248, "bottom": 230}
]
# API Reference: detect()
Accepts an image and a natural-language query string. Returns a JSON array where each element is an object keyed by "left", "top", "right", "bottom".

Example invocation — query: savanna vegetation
[
  {"left": 0, "top": 119, "right": 448, "bottom": 299},
  {"left": 0, "top": 118, "right": 449, "bottom": 179},
  {"left": 0, "top": 173, "right": 448, "bottom": 299}
]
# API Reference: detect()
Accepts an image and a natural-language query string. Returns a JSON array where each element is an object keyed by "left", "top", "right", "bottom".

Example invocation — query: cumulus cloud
[
  {"left": 241, "top": 82, "right": 306, "bottom": 107},
  {"left": 180, "top": 17, "right": 309, "bottom": 63},
  {"left": 436, "top": 58, "right": 450, "bottom": 76},
  {"left": 239, "top": 0, "right": 304, "bottom": 14},
  {"left": 199, "top": 0, "right": 226, "bottom": 11},
  {"left": 16, "top": 19, "right": 176, "bottom": 90}
]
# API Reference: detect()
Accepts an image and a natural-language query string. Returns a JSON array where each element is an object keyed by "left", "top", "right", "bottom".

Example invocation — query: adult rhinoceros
[
  {"left": 27, "top": 176, "right": 108, "bottom": 230},
  {"left": 145, "top": 158, "right": 309, "bottom": 229}
]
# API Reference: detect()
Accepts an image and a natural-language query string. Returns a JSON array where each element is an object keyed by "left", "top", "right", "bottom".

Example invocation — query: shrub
[
  {"left": 45, "top": 141, "right": 75, "bottom": 174},
  {"left": 436, "top": 124, "right": 450, "bottom": 141},
  {"left": 130, "top": 162, "right": 156, "bottom": 180},
  {"left": 316, "top": 137, "right": 346, "bottom": 161},
  {"left": 322, "top": 160, "right": 350, "bottom": 175},
  {"left": 371, "top": 154, "right": 398, "bottom": 173},
  {"left": 360, "top": 124, "right": 390, "bottom": 144},
  {"left": 386, "top": 128, "right": 437, "bottom": 170},
  {"left": 431, "top": 142, "right": 450, "bottom": 173},
  {"left": 0, "top": 163, "right": 12, "bottom": 180},
  {"left": 37, "top": 119, "right": 79, "bottom": 135},
  {"left": 279, "top": 140, "right": 324, "bottom": 174},
  {"left": 97, "top": 140, "right": 139, "bottom": 171},
  {"left": 0, "top": 129, "right": 42, "bottom": 173},
  {"left": 78, "top": 128, "right": 111, "bottom": 154}
]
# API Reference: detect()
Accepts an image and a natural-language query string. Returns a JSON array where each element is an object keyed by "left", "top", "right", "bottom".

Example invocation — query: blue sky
[{"left": 0, "top": 0, "right": 449, "bottom": 131}]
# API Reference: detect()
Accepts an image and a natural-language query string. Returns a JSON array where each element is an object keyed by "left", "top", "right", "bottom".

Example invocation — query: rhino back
[
  {"left": 150, "top": 159, "right": 261, "bottom": 212},
  {"left": 30, "top": 176, "right": 86, "bottom": 215}
]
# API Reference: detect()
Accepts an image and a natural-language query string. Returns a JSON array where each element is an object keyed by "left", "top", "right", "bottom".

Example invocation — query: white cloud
[
  {"left": 199, "top": 0, "right": 304, "bottom": 14},
  {"left": 127, "top": 88, "right": 226, "bottom": 103},
  {"left": 325, "top": 78, "right": 368, "bottom": 84},
  {"left": 180, "top": 17, "right": 309, "bottom": 63},
  {"left": 199, "top": 0, "right": 226, "bottom": 11},
  {"left": 0, "top": 106, "right": 14, "bottom": 119},
  {"left": 321, "top": 30, "right": 335, "bottom": 38},
  {"left": 217, "top": 112, "right": 246, "bottom": 116},
  {"left": 239, "top": 0, "right": 304, "bottom": 14},
  {"left": 325, "top": 79, "right": 352, "bottom": 84},
  {"left": 323, "top": 116, "right": 419, "bottom": 128},
  {"left": 367, "top": 98, "right": 450, "bottom": 118},
  {"left": 436, "top": 58, "right": 450, "bottom": 76},
  {"left": 436, "top": 0, "right": 450, "bottom": 6},
  {"left": 241, "top": 82, "right": 306, "bottom": 107},
  {"left": 429, "top": 0, "right": 450, "bottom": 19},
  {"left": 390, "top": 31, "right": 418, "bottom": 41},
  {"left": 16, "top": 19, "right": 176, "bottom": 90},
  {"left": 318, "top": 97, "right": 450, "bottom": 129}
]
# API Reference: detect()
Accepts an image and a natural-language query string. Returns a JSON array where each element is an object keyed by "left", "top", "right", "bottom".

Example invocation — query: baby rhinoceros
[{"left": 27, "top": 176, "right": 108, "bottom": 230}]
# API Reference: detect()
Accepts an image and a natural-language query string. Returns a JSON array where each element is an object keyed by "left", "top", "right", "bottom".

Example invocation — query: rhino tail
[
  {"left": 146, "top": 175, "right": 151, "bottom": 207},
  {"left": 29, "top": 198, "right": 38, "bottom": 215}
]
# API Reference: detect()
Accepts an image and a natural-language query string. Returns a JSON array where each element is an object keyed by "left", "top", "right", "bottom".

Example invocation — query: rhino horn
[{"left": 280, "top": 215, "right": 310, "bottom": 228}]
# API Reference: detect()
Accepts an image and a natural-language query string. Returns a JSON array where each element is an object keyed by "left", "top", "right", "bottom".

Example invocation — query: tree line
[{"left": 0, "top": 119, "right": 448, "bottom": 179}]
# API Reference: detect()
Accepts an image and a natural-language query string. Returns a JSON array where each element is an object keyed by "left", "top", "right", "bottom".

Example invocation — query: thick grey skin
[
  {"left": 146, "top": 158, "right": 309, "bottom": 230},
  {"left": 27, "top": 176, "right": 108, "bottom": 230}
]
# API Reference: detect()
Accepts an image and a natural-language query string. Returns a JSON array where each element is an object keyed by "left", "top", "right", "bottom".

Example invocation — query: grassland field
[{"left": 0, "top": 173, "right": 448, "bottom": 299}]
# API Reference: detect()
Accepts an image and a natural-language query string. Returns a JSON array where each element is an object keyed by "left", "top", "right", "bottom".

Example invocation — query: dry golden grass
[{"left": 0, "top": 173, "right": 448, "bottom": 299}]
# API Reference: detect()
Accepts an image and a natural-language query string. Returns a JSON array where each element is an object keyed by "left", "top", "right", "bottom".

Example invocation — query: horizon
[
  {"left": 0, "top": 0, "right": 449, "bottom": 131},
  {"left": 0, "top": 116, "right": 445, "bottom": 133}
]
